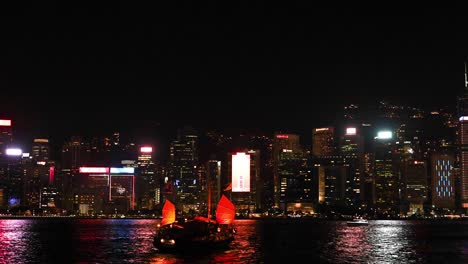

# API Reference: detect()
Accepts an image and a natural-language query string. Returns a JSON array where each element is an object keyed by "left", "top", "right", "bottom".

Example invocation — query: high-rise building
[
  {"left": 0, "top": 147, "right": 24, "bottom": 209},
  {"left": 313, "top": 155, "right": 361, "bottom": 213},
  {"left": 272, "top": 133, "right": 300, "bottom": 207},
  {"left": 170, "top": 127, "right": 199, "bottom": 211},
  {"left": 109, "top": 167, "right": 135, "bottom": 213},
  {"left": 0, "top": 119, "right": 13, "bottom": 156},
  {"left": 77, "top": 167, "right": 110, "bottom": 215},
  {"left": 277, "top": 149, "right": 313, "bottom": 213},
  {"left": 374, "top": 130, "right": 399, "bottom": 216},
  {"left": 459, "top": 117, "right": 468, "bottom": 209},
  {"left": 458, "top": 64, "right": 468, "bottom": 210},
  {"left": 402, "top": 161, "right": 427, "bottom": 215},
  {"left": 431, "top": 152, "right": 456, "bottom": 210},
  {"left": 339, "top": 126, "right": 365, "bottom": 207},
  {"left": 24, "top": 159, "right": 53, "bottom": 209},
  {"left": 137, "top": 146, "right": 156, "bottom": 209},
  {"left": 312, "top": 127, "right": 335, "bottom": 156},
  {"left": 229, "top": 150, "right": 262, "bottom": 214},
  {"left": 32, "top": 138, "right": 50, "bottom": 161},
  {"left": 340, "top": 127, "right": 364, "bottom": 157},
  {"left": 206, "top": 160, "right": 221, "bottom": 216},
  {"left": 60, "top": 136, "right": 91, "bottom": 212}
]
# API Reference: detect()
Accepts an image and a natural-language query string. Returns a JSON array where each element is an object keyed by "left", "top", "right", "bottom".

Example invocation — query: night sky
[{"left": 1, "top": 5, "right": 467, "bottom": 149}]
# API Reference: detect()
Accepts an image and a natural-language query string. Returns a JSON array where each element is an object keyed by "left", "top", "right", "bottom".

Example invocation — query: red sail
[
  {"left": 216, "top": 195, "right": 235, "bottom": 225},
  {"left": 160, "top": 200, "right": 176, "bottom": 226}
]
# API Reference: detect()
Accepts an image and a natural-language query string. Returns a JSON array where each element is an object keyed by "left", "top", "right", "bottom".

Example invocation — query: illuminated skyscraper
[
  {"left": 206, "top": 160, "right": 221, "bottom": 215},
  {"left": 170, "top": 127, "right": 199, "bottom": 211},
  {"left": 0, "top": 119, "right": 12, "bottom": 156},
  {"left": 229, "top": 150, "right": 262, "bottom": 214},
  {"left": 312, "top": 127, "right": 335, "bottom": 156},
  {"left": 137, "top": 146, "right": 156, "bottom": 209},
  {"left": 0, "top": 148, "right": 24, "bottom": 209},
  {"left": 60, "top": 136, "right": 91, "bottom": 212},
  {"left": 339, "top": 126, "right": 364, "bottom": 207},
  {"left": 458, "top": 64, "right": 468, "bottom": 210},
  {"left": 373, "top": 130, "right": 399, "bottom": 216},
  {"left": 402, "top": 161, "right": 427, "bottom": 215},
  {"left": 431, "top": 152, "right": 456, "bottom": 210},
  {"left": 278, "top": 149, "right": 313, "bottom": 213},
  {"left": 32, "top": 138, "right": 50, "bottom": 161},
  {"left": 340, "top": 127, "right": 363, "bottom": 156},
  {"left": 272, "top": 133, "right": 301, "bottom": 207}
]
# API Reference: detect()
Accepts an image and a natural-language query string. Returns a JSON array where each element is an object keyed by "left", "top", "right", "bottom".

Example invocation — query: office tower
[
  {"left": 60, "top": 136, "right": 91, "bottom": 212},
  {"left": 312, "top": 127, "right": 335, "bottom": 156},
  {"left": 374, "top": 130, "right": 399, "bottom": 216},
  {"left": 317, "top": 161, "right": 346, "bottom": 206},
  {"left": 137, "top": 146, "right": 156, "bottom": 209},
  {"left": 206, "top": 160, "right": 221, "bottom": 216},
  {"left": 431, "top": 152, "right": 456, "bottom": 210},
  {"left": 109, "top": 167, "right": 136, "bottom": 213},
  {"left": 24, "top": 158, "right": 52, "bottom": 209},
  {"left": 458, "top": 63, "right": 468, "bottom": 210},
  {"left": 170, "top": 127, "right": 199, "bottom": 211},
  {"left": 272, "top": 133, "right": 300, "bottom": 207},
  {"left": 0, "top": 119, "right": 12, "bottom": 156},
  {"left": 402, "top": 161, "right": 427, "bottom": 215},
  {"left": 77, "top": 167, "right": 110, "bottom": 215},
  {"left": 313, "top": 155, "right": 360, "bottom": 214},
  {"left": 340, "top": 127, "right": 364, "bottom": 156},
  {"left": 0, "top": 147, "right": 23, "bottom": 209},
  {"left": 32, "top": 138, "right": 50, "bottom": 161},
  {"left": 340, "top": 126, "right": 364, "bottom": 207},
  {"left": 229, "top": 150, "right": 262, "bottom": 214},
  {"left": 278, "top": 149, "right": 313, "bottom": 213}
]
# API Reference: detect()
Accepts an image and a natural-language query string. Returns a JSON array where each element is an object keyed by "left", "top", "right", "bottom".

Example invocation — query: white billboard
[
  {"left": 232, "top": 152, "right": 250, "bottom": 192},
  {"left": 377, "top": 131, "right": 392, "bottom": 139}
]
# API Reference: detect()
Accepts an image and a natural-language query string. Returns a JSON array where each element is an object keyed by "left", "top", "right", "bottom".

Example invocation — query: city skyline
[{"left": 0, "top": 96, "right": 458, "bottom": 161}]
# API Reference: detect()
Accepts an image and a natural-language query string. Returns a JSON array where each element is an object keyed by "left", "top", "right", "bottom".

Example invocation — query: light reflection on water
[{"left": 0, "top": 218, "right": 468, "bottom": 263}]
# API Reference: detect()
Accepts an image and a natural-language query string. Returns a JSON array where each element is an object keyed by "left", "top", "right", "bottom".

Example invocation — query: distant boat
[
  {"left": 347, "top": 217, "right": 369, "bottom": 226},
  {"left": 153, "top": 195, "right": 236, "bottom": 252}
]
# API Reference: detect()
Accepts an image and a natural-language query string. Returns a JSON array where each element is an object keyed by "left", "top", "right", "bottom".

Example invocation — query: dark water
[{"left": 1, "top": 219, "right": 468, "bottom": 263}]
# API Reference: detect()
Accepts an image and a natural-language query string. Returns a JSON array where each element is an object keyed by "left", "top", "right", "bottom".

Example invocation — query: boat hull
[
  {"left": 153, "top": 221, "right": 235, "bottom": 253},
  {"left": 153, "top": 236, "right": 234, "bottom": 253}
]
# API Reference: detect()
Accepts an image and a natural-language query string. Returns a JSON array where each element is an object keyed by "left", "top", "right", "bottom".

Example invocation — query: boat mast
[{"left": 207, "top": 171, "right": 212, "bottom": 218}]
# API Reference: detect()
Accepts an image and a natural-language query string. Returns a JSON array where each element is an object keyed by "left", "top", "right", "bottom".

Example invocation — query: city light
[
  {"left": 49, "top": 166, "right": 55, "bottom": 184},
  {"left": 6, "top": 148, "right": 22, "bottom": 156},
  {"left": 0, "top": 119, "right": 11, "bottom": 126},
  {"left": 460, "top": 116, "right": 468, "bottom": 121},
  {"left": 33, "top": 139, "right": 49, "bottom": 143},
  {"left": 140, "top": 146, "right": 153, "bottom": 153},
  {"left": 315, "top": 128, "right": 329, "bottom": 132},
  {"left": 346, "top": 127, "right": 357, "bottom": 135},
  {"left": 276, "top": 135, "right": 289, "bottom": 138},
  {"left": 232, "top": 152, "right": 250, "bottom": 192},
  {"left": 377, "top": 131, "right": 392, "bottom": 139},
  {"left": 79, "top": 167, "right": 110, "bottom": 173},
  {"left": 22, "top": 153, "right": 30, "bottom": 158},
  {"left": 37, "top": 161, "right": 46, "bottom": 165},
  {"left": 110, "top": 167, "right": 135, "bottom": 174}
]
